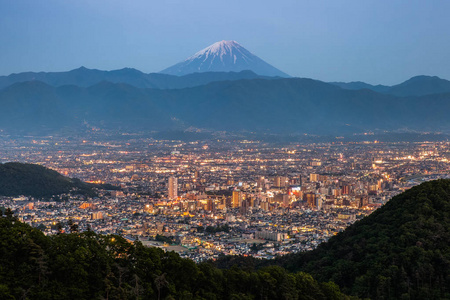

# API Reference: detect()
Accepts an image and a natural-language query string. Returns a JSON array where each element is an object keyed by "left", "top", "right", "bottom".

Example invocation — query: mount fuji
[{"left": 160, "top": 40, "right": 290, "bottom": 77}]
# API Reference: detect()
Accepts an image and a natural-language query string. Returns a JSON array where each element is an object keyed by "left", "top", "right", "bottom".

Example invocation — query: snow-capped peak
[
  {"left": 186, "top": 40, "right": 251, "bottom": 63},
  {"left": 160, "top": 40, "right": 290, "bottom": 77}
]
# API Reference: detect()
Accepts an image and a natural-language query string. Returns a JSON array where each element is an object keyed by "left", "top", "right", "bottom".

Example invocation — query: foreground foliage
[{"left": 0, "top": 215, "right": 349, "bottom": 300}]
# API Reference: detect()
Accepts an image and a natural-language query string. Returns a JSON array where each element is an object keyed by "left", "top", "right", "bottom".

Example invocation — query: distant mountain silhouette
[
  {"left": 331, "top": 81, "right": 390, "bottom": 93},
  {"left": 160, "top": 40, "right": 290, "bottom": 77},
  {"left": 387, "top": 75, "right": 450, "bottom": 96},
  {"left": 4, "top": 67, "right": 450, "bottom": 98},
  {"left": 2, "top": 78, "right": 450, "bottom": 135},
  {"left": 0, "top": 67, "right": 269, "bottom": 89},
  {"left": 332, "top": 75, "right": 450, "bottom": 97}
]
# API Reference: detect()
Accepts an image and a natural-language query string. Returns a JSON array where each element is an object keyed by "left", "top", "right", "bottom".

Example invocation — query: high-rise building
[
  {"left": 168, "top": 176, "right": 178, "bottom": 199},
  {"left": 240, "top": 199, "right": 249, "bottom": 215},
  {"left": 206, "top": 199, "right": 215, "bottom": 212},
  {"left": 232, "top": 190, "right": 242, "bottom": 208},
  {"left": 274, "top": 176, "right": 288, "bottom": 187},
  {"left": 341, "top": 184, "right": 351, "bottom": 195},
  {"left": 357, "top": 196, "right": 369, "bottom": 208},
  {"left": 274, "top": 193, "right": 289, "bottom": 206},
  {"left": 310, "top": 173, "right": 319, "bottom": 182},
  {"left": 304, "top": 192, "right": 317, "bottom": 208},
  {"left": 257, "top": 176, "right": 266, "bottom": 189}
]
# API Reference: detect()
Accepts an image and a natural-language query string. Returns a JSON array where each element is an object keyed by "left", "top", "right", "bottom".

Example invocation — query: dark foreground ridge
[
  {"left": 274, "top": 179, "right": 450, "bottom": 299},
  {"left": 0, "top": 162, "right": 118, "bottom": 198},
  {"left": 0, "top": 215, "right": 349, "bottom": 300}
]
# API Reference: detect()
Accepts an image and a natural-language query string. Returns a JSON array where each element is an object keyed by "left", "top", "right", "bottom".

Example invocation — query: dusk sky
[{"left": 1, "top": 0, "right": 450, "bottom": 85}]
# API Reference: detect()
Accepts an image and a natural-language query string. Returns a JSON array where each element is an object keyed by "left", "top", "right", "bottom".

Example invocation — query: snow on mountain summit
[
  {"left": 186, "top": 40, "right": 247, "bottom": 63},
  {"left": 160, "top": 40, "right": 290, "bottom": 77}
]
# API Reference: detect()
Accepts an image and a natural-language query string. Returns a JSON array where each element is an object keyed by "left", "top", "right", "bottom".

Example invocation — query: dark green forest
[
  {"left": 0, "top": 162, "right": 119, "bottom": 198},
  {"left": 0, "top": 214, "right": 349, "bottom": 300},
  {"left": 274, "top": 179, "right": 450, "bottom": 299}
]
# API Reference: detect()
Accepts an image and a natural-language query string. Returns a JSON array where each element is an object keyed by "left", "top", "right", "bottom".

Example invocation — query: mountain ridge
[
  {"left": 3, "top": 66, "right": 450, "bottom": 98},
  {"left": 2, "top": 78, "right": 450, "bottom": 135},
  {"left": 331, "top": 75, "right": 450, "bottom": 97},
  {"left": 0, "top": 67, "right": 270, "bottom": 90}
]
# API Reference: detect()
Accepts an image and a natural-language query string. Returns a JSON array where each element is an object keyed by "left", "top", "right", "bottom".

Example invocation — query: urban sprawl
[{"left": 1, "top": 135, "right": 449, "bottom": 262}]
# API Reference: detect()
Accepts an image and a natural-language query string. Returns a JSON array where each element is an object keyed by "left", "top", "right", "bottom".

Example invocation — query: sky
[{"left": 1, "top": 0, "right": 450, "bottom": 85}]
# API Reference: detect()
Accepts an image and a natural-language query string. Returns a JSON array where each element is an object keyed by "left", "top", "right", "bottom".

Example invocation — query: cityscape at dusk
[
  {"left": 2, "top": 135, "right": 450, "bottom": 263},
  {"left": 1, "top": 1, "right": 450, "bottom": 299}
]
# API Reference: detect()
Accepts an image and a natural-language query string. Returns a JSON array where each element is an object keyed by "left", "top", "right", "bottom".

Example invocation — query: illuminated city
[{"left": 1, "top": 134, "right": 449, "bottom": 262}]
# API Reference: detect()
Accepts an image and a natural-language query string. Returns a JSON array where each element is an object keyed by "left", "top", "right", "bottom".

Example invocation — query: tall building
[
  {"left": 240, "top": 199, "right": 249, "bottom": 215},
  {"left": 310, "top": 173, "right": 319, "bottom": 182},
  {"left": 206, "top": 199, "right": 215, "bottom": 212},
  {"left": 257, "top": 176, "right": 266, "bottom": 190},
  {"left": 357, "top": 195, "right": 369, "bottom": 208},
  {"left": 232, "top": 190, "right": 242, "bottom": 208},
  {"left": 168, "top": 176, "right": 178, "bottom": 199},
  {"left": 274, "top": 176, "right": 288, "bottom": 187},
  {"left": 341, "top": 184, "right": 351, "bottom": 195},
  {"left": 274, "top": 193, "right": 289, "bottom": 206},
  {"left": 304, "top": 192, "right": 317, "bottom": 208}
]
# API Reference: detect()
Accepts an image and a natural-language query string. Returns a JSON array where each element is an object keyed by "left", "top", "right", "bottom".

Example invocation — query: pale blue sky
[{"left": 1, "top": 0, "right": 449, "bottom": 84}]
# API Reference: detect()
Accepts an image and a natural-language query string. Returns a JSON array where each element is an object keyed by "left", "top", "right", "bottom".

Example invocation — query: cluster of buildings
[{"left": 1, "top": 135, "right": 449, "bottom": 261}]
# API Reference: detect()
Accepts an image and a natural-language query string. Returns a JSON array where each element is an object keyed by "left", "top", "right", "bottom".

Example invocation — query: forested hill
[
  {"left": 277, "top": 179, "right": 450, "bottom": 299},
  {"left": 0, "top": 215, "right": 350, "bottom": 300},
  {"left": 0, "top": 162, "right": 118, "bottom": 198}
]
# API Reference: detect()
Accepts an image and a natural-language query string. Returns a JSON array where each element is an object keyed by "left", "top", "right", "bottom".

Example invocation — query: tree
[
  {"left": 67, "top": 218, "right": 78, "bottom": 233},
  {"left": 70, "top": 222, "right": 79, "bottom": 233},
  {"left": 36, "top": 224, "right": 47, "bottom": 231},
  {"left": 0, "top": 284, "right": 14, "bottom": 300},
  {"left": 56, "top": 221, "right": 63, "bottom": 234},
  {"left": 154, "top": 273, "right": 168, "bottom": 300},
  {"left": 5, "top": 208, "right": 14, "bottom": 220}
]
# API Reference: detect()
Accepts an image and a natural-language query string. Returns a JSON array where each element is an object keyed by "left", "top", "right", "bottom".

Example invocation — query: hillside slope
[
  {"left": 0, "top": 162, "right": 118, "bottom": 198},
  {"left": 278, "top": 179, "right": 450, "bottom": 299}
]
